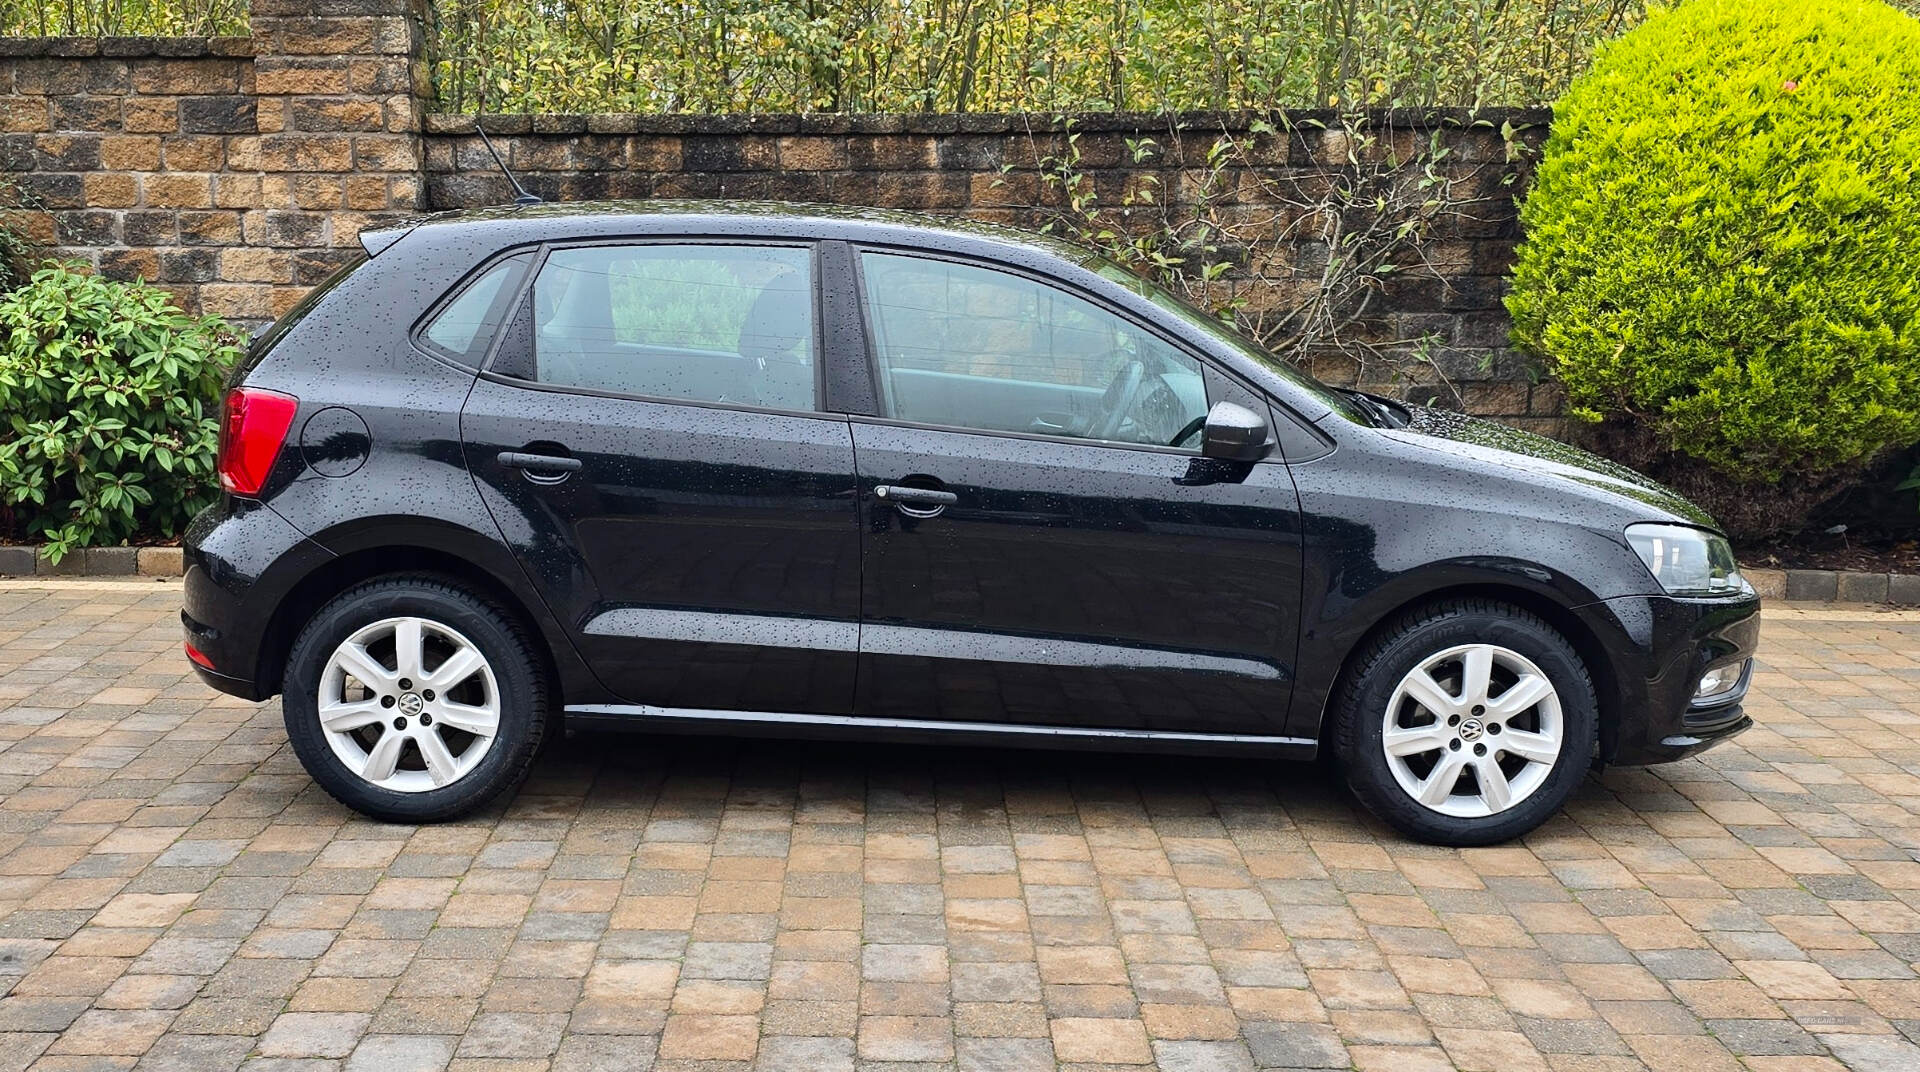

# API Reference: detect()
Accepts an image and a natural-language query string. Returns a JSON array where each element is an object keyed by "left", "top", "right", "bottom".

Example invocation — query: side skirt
[{"left": 562, "top": 704, "right": 1320, "bottom": 759}]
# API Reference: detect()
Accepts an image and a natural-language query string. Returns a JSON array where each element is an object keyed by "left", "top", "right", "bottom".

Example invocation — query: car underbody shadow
[{"left": 507, "top": 727, "right": 1364, "bottom": 830}]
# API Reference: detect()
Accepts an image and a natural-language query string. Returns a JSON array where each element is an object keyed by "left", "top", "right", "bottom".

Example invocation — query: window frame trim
[
  {"left": 476, "top": 235, "right": 835, "bottom": 420},
  {"left": 847, "top": 243, "right": 1234, "bottom": 457}
]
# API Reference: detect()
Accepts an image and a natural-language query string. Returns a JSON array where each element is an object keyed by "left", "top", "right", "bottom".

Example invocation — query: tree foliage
[
  {"left": 5, "top": 0, "right": 1918, "bottom": 117},
  {"left": 428, "top": 0, "right": 1653, "bottom": 114},
  {"left": 0, "top": 0, "right": 244, "bottom": 36},
  {"left": 10, "top": 0, "right": 1916, "bottom": 116},
  {"left": 0, "top": 264, "right": 240, "bottom": 559},
  {"left": 1506, "top": 0, "right": 1920, "bottom": 535}
]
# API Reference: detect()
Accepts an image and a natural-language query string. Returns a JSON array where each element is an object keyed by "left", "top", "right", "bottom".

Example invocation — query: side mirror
[{"left": 1200, "top": 401, "right": 1273, "bottom": 462}]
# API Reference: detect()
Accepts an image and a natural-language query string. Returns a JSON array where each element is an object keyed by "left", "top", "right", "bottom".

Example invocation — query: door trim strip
[
  {"left": 863, "top": 624, "right": 1285, "bottom": 680},
  {"left": 564, "top": 703, "right": 1314, "bottom": 748},
  {"left": 582, "top": 608, "right": 859, "bottom": 651},
  {"left": 576, "top": 612, "right": 1283, "bottom": 682}
]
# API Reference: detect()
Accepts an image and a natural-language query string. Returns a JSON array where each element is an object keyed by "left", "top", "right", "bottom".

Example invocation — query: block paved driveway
[{"left": 1, "top": 580, "right": 1919, "bottom": 1072}]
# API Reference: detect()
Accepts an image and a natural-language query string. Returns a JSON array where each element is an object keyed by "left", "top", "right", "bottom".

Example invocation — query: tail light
[{"left": 218, "top": 387, "right": 299, "bottom": 496}]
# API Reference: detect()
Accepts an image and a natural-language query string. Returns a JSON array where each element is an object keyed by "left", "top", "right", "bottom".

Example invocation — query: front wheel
[
  {"left": 1333, "top": 600, "right": 1598, "bottom": 846},
  {"left": 282, "top": 576, "right": 549, "bottom": 823}
]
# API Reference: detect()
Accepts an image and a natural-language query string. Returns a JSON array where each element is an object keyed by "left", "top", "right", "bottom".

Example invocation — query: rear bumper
[
  {"left": 1575, "top": 590, "right": 1762, "bottom": 766},
  {"left": 182, "top": 497, "right": 332, "bottom": 701},
  {"left": 186, "top": 645, "right": 268, "bottom": 701}
]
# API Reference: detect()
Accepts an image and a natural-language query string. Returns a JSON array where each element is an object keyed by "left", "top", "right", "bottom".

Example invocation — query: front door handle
[
  {"left": 498, "top": 451, "right": 582, "bottom": 473},
  {"left": 874, "top": 485, "right": 957, "bottom": 507}
]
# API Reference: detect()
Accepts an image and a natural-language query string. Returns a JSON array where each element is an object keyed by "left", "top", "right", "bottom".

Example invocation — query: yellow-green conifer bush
[{"left": 1506, "top": 0, "right": 1920, "bottom": 536}]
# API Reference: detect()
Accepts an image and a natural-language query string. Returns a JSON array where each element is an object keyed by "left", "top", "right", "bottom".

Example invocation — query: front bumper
[{"left": 1575, "top": 590, "right": 1762, "bottom": 766}]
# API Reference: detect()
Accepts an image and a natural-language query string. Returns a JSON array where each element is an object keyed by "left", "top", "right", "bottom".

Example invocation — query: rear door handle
[
  {"left": 498, "top": 451, "right": 582, "bottom": 473},
  {"left": 874, "top": 485, "right": 957, "bottom": 506}
]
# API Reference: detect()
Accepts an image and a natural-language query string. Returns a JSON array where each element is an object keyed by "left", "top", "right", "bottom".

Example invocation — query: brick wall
[
  {"left": 1, "top": 15, "right": 1557, "bottom": 430},
  {"left": 418, "top": 111, "right": 1555, "bottom": 429},
  {"left": 1, "top": 0, "right": 427, "bottom": 324}
]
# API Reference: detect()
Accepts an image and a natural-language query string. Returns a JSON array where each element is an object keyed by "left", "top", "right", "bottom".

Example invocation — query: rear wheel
[
  {"left": 1334, "top": 599, "right": 1597, "bottom": 846},
  {"left": 282, "top": 575, "right": 548, "bottom": 823}
]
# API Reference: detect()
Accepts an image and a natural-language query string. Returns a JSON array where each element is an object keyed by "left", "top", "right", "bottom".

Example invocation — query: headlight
[{"left": 1626, "top": 523, "right": 1746, "bottom": 596}]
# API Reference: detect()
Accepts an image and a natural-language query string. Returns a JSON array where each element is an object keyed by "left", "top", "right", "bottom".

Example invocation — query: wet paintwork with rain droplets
[{"left": 182, "top": 200, "right": 1759, "bottom": 775}]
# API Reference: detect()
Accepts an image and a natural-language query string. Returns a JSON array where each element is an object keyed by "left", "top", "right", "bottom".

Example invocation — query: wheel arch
[
  {"left": 1309, "top": 581, "right": 1622, "bottom": 763},
  {"left": 253, "top": 538, "right": 601, "bottom": 709}
]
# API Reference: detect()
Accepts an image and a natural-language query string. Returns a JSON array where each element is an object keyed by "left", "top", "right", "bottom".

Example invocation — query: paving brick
[
  {"left": 1889, "top": 572, "right": 1920, "bottom": 605},
  {"left": 853, "top": 1014, "right": 951, "bottom": 1061},
  {"left": 0, "top": 546, "right": 33, "bottom": 575},
  {"left": 1049, "top": 1016, "right": 1150, "bottom": 1063},
  {"left": 256, "top": 1011, "right": 372, "bottom": 1059},
  {"left": 135, "top": 547, "right": 185, "bottom": 577},
  {"left": 0, "top": 585, "right": 1909, "bottom": 1071},
  {"left": 80, "top": 546, "right": 137, "bottom": 576},
  {"left": 1785, "top": 570, "right": 1839, "bottom": 602},
  {"left": 755, "top": 1033, "right": 853, "bottom": 1071},
  {"left": 453, "top": 1011, "right": 566, "bottom": 1058},
  {"left": 1245, "top": 1021, "right": 1350, "bottom": 1067},
  {"left": 1834, "top": 571, "right": 1891, "bottom": 604},
  {"left": 343, "top": 1033, "right": 456, "bottom": 1071},
  {"left": 34, "top": 549, "right": 86, "bottom": 575}
]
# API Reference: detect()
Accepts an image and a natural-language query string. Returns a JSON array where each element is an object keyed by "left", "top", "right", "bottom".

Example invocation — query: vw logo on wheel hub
[
  {"left": 1458, "top": 717, "right": 1484, "bottom": 742},
  {"left": 398, "top": 693, "right": 424, "bottom": 717}
]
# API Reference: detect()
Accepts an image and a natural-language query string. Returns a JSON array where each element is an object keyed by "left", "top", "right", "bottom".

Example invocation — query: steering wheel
[
  {"left": 1169, "top": 414, "right": 1207, "bottom": 448},
  {"left": 1093, "top": 358, "right": 1148, "bottom": 441}
]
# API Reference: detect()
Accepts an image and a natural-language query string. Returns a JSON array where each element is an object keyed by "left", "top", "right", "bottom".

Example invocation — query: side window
[
  {"left": 420, "top": 252, "right": 531, "bottom": 364},
  {"left": 859, "top": 252, "right": 1209, "bottom": 448},
  {"left": 530, "top": 244, "right": 816, "bottom": 411}
]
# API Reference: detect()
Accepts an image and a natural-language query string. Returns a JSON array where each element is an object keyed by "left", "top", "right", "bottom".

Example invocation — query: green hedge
[{"left": 1507, "top": 0, "right": 1920, "bottom": 533}]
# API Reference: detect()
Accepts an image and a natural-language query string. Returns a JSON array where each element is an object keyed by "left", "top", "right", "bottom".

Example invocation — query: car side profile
[{"left": 183, "top": 201, "right": 1760, "bottom": 846}]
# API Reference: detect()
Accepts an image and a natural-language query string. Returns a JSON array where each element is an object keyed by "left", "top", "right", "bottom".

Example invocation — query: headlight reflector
[{"left": 1626, "top": 523, "right": 1745, "bottom": 596}]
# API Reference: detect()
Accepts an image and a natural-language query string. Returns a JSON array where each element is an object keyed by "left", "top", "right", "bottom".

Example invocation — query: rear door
[
  {"left": 457, "top": 239, "right": 863, "bottom": 714},
  {"left": 846, "top": 250, "right": 1303, "bottom": 735}
]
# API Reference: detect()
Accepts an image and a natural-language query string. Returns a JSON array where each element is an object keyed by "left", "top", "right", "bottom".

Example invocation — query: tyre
[
  {"left": 1333, "top": 599, "right": 1597, "bottom": 846},
  {"left": 282, "top": 575, "right": 549, "bottom": 823}
]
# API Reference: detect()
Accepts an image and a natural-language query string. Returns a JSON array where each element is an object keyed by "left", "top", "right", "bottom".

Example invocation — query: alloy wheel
[
  {"left": 1380, "top": 643, "right": 1564, "bottom": 819},
  {"left": 316, "top": 616, "right": 501, "bottom": 793}
]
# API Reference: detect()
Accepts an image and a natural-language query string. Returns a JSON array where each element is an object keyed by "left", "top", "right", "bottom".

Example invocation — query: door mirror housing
[{"left": 1200, "top": 401, "right": 1273, "bottom": 462}]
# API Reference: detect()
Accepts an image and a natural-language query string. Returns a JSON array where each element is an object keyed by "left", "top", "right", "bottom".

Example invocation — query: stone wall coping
[
  {"left": 423, "top": 106, "right": 1553, "bottom": 139},
  {"left": 0, "top": 35, "right": 253, "bottom": 58}
]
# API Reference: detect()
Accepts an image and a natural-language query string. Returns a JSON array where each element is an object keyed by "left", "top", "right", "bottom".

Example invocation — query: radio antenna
[{"left": 473, "top": 121, "right": 542, "bottom": 206}]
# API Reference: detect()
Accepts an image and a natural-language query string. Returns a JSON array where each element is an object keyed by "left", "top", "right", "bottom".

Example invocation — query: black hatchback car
[{"left": 183, "top": 201, "right": 1760, "bottom": 845}]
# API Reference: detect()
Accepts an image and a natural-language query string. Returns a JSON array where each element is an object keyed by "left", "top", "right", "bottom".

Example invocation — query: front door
[
  {"left": 848, "top": 251, "right": 1302, "bottom": 734},
  {"left": 460, "top": 240, "right": 862, "bottom": 714}
]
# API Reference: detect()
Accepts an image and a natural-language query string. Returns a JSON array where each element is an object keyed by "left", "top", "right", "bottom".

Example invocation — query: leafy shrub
[
  {"left": 0, "top": 264, "right": 241, "bottom": 560},
  {"left": 1506, "top": 0, "right": 1920, "bottom": 536}
]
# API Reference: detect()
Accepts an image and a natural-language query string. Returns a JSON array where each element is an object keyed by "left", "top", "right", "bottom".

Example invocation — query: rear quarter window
[{"left": 416, "top": 252, "right": 535, "bottom": 366}]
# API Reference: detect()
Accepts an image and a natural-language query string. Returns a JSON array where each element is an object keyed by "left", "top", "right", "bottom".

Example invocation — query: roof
[{"left": 360, "top": 199, "right": 1097, "bottom": 265}]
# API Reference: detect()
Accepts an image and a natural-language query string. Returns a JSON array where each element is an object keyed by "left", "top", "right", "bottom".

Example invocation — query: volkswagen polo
[{"left": 182, "top": 202, "right": 1760, "bottom": 845}]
